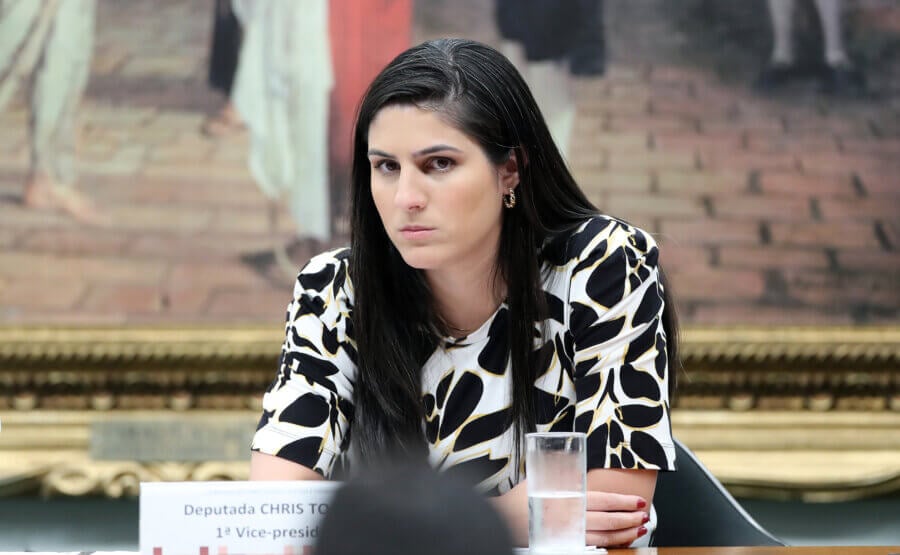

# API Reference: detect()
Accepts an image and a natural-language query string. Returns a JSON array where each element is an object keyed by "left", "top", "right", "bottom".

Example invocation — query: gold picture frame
[{"left": 1, "top": 325, "right": 898, "bottom": 501}]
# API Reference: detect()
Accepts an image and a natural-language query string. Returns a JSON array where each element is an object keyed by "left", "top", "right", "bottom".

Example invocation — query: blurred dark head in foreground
[{"left": 315, "top": 462, "right": 514, "bottom": 555}]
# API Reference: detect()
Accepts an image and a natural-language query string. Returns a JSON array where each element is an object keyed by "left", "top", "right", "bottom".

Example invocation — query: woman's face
[{"left": 367, "top": 105, "right": 518, "bottom": 274}]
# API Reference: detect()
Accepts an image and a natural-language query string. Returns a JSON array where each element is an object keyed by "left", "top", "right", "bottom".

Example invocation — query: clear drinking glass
[{"left": 526, "top": 431, "right": 587, "bottom": 554}]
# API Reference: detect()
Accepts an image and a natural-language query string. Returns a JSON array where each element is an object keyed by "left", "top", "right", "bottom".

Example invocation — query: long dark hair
[{"left": 348, "top": 38, "right": 678, "bottom": 469}]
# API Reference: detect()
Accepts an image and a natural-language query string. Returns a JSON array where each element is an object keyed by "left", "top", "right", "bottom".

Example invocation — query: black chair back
[{"left": 652, "top": 438, "right": 785, "bottom": 547}]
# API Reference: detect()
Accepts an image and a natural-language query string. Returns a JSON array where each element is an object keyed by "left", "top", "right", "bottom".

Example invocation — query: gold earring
[{"left": 503, "top": 187, "right": 516, "bottom": 208}]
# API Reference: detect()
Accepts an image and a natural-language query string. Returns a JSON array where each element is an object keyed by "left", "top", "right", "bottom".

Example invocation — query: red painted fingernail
[
  {"left": 638, "top": 526, "right": 648, "bottom": 537},
  {"left": 642, "top": 513, "right": 650, "bottom": 524},
  {"left": 637, "top": 499, "right": 647, "bottom": 509}
]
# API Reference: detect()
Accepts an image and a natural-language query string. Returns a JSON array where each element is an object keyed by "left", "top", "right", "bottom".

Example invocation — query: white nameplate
[{"left": 140, "top": 481, "right": 340, "bottom": 555}]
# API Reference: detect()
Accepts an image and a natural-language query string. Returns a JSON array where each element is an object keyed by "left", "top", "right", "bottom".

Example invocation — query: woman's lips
[{"left": 399, "top": 226, "right": 435, "bottom": 240}]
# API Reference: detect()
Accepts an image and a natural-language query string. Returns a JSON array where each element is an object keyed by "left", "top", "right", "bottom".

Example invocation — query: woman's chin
[{"left": 396, "top": 246, "right": 443, "bottom": 271}]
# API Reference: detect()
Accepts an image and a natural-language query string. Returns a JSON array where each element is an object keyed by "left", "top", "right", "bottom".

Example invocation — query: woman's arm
[
  {"left": 249, "top": 452, "right": 325, "bottom": 481},
  {"left": 251, "top": 251, "right": 356, "bottom": 480},
  {"left": 490, "top": 468, "right": 655, "bottom": 548}
]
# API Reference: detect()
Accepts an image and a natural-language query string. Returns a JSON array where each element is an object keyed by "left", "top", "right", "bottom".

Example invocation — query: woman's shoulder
[
  {"left": 293, "top": 247, "right": 354, "bottom": 301},
  {"left": 544, "top": 214, "right": 659, "bottom": 268}
]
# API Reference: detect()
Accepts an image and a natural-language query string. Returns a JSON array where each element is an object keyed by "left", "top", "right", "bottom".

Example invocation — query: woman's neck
[{"left": 426, "top": 252, "right": 504, "bottom": 336}]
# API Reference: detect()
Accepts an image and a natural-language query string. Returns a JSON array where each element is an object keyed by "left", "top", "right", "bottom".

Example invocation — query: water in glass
[{"left": 527, "top": 490, "right": 587, "bottom": 554}]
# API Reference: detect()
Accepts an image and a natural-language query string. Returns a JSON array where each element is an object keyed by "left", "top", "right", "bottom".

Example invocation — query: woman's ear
[{"left": 498, "top": 149, "right": 520, "bottom": 190}]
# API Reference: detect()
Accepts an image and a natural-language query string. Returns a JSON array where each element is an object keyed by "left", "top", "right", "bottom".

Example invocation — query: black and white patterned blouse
[{"left": 252, "top": 215, "right": 676, "bottom": 494}]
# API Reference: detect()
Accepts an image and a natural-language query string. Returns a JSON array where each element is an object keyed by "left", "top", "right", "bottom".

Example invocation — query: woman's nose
[{"left": 394, "top": 170, "right": 427, "bottom": 211}]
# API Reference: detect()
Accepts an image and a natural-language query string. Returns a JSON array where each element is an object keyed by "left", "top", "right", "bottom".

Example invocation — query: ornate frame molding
[
  {"left": 1, "top": 325, "right": 898, "bottom": 500},
  {"left": 3, "top": 325, "right": 897, "bottom": 363}
]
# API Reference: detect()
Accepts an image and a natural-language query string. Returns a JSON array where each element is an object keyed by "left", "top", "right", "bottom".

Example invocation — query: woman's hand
[
  {"left": 489, "top": 482, "right": 648, "bottom": 548},
  {"left": 490, "top": 468, "right": 656, "bottom": 548},
  {"left": 585, "top": 491, "right": 648, "bottom": 547},
  {"left": 586, "top": 468, "right": 655, "bottom": 547}
]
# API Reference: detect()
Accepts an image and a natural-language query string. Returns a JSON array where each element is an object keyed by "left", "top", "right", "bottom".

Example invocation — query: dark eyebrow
[
  {"left": 412, "top": 144, "right": 462, "bottom": 157},
  {"left": 366, "top": 145, "right": 462, "bottom": 158}
]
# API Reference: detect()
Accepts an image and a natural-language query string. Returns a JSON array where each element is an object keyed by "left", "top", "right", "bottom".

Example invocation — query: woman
[{"left": 250, "top": 38, "right": 677, "bottom": 548}]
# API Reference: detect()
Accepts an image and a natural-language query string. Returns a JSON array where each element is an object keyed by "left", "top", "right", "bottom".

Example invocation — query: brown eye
[
  {"left": 429, "top": 157, "right": 454, "bottom": 171},
  {"left": 374, "top": 159, "right": 400, "bottom": 173}
]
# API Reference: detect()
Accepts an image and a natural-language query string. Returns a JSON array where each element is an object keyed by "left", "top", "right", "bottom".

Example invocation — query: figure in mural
[
  {"left": 568, "top": 0, "right": 608, "bottom": 77},
  {"left": 756, "top": 0, "right": 865, "bottom": 94},
  {"left": 328, "top": 0, "right": 413, "bottom": 235},
  {"left": 0, "top": 0, "right": 103, "bottom": 224},
  {"left": 233, "top": 0, "right": 412, "bottom": 280},
  {"left": 202, "top": 0, "right": 245, "bottom": 137},
  {"left": 230, "top": 0, "right": 333, "bottom": 277},
  {"left": 495, "top": 0, "right": 608, "bottom": 159}
]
